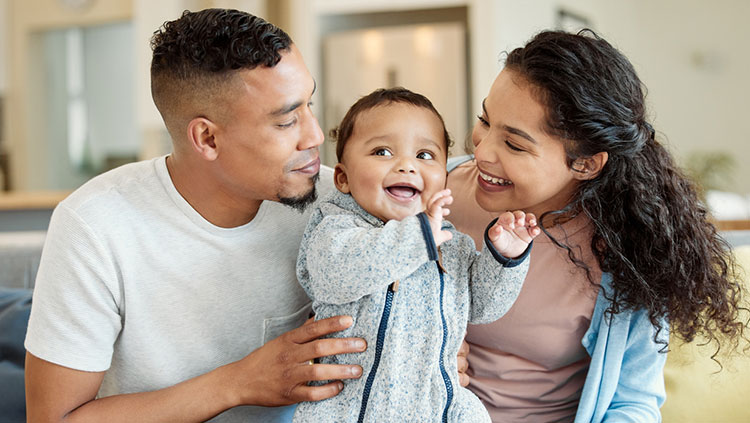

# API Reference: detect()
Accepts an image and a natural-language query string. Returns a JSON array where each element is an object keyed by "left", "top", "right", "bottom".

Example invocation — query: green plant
[{"left": 685, "top": 150, "right": 736, "bottom": 196}]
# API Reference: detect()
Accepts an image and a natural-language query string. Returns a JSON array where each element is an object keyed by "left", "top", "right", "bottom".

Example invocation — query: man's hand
[
  {"left": 487, "top": 210, "right": 540, "bottom": 258},
  {"left": 425, "top": 189, "right": 454, "bottom": 247},
  {"left": 457, "top": 339, "right": 471, "bottom": 387},
  {"left": 228, "top": 315, "right": 367, "bottom": 406}
]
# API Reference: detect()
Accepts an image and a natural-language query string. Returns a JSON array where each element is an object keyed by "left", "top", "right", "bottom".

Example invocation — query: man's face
[{"left": 213, "top": 45, "right": 324, "bottom": 209}]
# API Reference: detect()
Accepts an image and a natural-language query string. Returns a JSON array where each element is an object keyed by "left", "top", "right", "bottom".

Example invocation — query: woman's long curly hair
[{"left": 504, "top": 30, "right": 746, "bottom": 355}]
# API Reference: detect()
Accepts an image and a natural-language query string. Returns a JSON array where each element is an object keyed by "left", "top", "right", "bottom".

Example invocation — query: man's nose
[{"left": 299, "top": 111, "right": 324, "bottom": 150}]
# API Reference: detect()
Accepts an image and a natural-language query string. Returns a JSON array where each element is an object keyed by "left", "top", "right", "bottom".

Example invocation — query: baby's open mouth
[{"left": 385, "top": 185, "right": 420, "bottom": 199}]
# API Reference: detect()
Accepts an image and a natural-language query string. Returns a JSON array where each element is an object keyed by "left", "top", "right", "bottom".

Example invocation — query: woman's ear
[
  {"left": 187, "top": 117, "right": 219, "bottom": 161},
  {"left": 571, "top": 152, "right": 609, "bottom": 180},
  {"left": 333, "top": 163, "right": 350, "bottom": 193}
]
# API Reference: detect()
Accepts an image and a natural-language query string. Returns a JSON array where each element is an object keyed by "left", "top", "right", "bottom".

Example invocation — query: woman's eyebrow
[{"left": 482, "top": 98, "right": 538, "bottom": 144}]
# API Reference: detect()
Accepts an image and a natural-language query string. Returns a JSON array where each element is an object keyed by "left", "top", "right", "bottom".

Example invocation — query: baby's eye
[
  {"left": 374, "top": 148, "right": 392, "bottom": 156},
  {"left": 417, "top": 151, "right": 434, "bottom": 160},
  {"left": 476, "top": 114, "right": 489, "bottom": 126}
]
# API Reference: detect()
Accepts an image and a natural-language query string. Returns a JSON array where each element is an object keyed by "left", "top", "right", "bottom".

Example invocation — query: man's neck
[{"left": 166, "top": 154, "right": 263, "bottom": 228}]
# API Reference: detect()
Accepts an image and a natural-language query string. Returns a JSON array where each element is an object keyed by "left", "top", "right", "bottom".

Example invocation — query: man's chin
[{"left": 279, "top": 173, "right": 319, "bottom": 212}]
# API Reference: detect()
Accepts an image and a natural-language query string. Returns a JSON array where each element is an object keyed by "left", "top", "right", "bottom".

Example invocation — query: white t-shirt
[{"left": 25, "top": 156, "right": 334, "bottom": 422}]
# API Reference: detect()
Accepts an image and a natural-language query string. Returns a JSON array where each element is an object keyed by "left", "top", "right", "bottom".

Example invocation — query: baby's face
[{"left": 335, "top": 102, "right": 448, "bottom": 222}]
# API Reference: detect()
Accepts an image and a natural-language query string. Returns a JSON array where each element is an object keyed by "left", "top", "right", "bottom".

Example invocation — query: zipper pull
[
  {"left": 437, "top": 247, "right": 447, "bottom": 273},
  {"left": 390, "top": 280, "right": 400, "bottom": 292}
]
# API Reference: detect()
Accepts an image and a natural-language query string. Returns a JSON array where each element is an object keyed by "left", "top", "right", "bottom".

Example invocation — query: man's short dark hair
[{"left": 150, "top": 9, "right": 292, "bottom": 129}]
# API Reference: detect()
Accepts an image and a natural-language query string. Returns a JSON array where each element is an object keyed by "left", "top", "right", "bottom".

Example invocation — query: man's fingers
[
  {"left": 458, "top": 339, "right": 470, "bottom": 357},
  {"left": 290, "top": 381, "right": 345, "bottom": 403},
  {"left": 298, "top": 362, "right": 363, "bottom": 382},
  {"left": 458, "top": 372, "right": 470, "bottom": 388},
  {"left": 287, "top": 315, "right": 354, "bottom": 344},
  {"left": 299, "top": 337, "right": 367, "bottom": 362}
]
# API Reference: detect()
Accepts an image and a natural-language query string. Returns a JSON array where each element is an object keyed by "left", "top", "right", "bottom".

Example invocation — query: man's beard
[{"left": 279, "top": 173, "right": 319, "bottom": 212}]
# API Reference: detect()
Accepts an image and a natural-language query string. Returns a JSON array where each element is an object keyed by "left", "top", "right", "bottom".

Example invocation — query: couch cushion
[
  {"left": 661, "top": 245, "right": 750, "bottom": 422},
  {"left": 0, "top": 288, "right": 32, "bottom": 422},
  {"left": 0, "top": 231, "right": 46, "bottom": 289}
]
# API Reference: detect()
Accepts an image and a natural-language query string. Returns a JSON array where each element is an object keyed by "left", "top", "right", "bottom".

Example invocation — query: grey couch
[{"left": 0, "top": 231, "right": 43, "bottom": 422}]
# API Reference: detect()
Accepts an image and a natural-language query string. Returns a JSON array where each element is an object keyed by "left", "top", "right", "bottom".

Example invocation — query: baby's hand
[
  {"left": 425, "top": 189, "right": 454, "bottom": 247},
  {"left": 487, "top": 211, "right": 540, "bottom": 258}
]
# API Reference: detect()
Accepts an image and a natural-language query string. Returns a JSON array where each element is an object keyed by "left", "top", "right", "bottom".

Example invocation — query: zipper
[
  {"left": 357, "top": 281, "right": 398, "bottom": 423},
  {"left": 437, "top": 262, "right": 453, "bottom": 423}
]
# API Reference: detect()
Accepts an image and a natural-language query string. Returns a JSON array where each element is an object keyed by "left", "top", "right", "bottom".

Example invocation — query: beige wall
[
  {"left": 4, "top": 0, "right": 132, "bottom": 191},
  {"left": 1, "top": 0, "right": 748, "bottom": 193}
]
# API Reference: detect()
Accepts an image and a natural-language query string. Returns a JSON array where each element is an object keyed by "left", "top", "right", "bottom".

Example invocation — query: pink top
[{"left": 447, "top": 159, "right": 601, "bottom": 423}]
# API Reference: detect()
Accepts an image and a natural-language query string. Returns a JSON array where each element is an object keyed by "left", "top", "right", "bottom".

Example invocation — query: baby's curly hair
[
  {"left": 150, "top": 9, "right": 291, "bottom": 128},
  {"left": 332, "top": 87, "right": 453, "bottom": 163}
]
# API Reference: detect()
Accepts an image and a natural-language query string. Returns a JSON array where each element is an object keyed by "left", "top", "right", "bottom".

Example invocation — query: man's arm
[{"left": 26, "top": 316, "right": 365, "bottom": 423}]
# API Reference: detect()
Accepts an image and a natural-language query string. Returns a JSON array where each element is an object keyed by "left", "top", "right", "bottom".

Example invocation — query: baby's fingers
[
  {"left": 487, "top": 217, "right": 509, "bottom": 242},
  {"left": 495, "top": 211, "right": 516, "bottom": 229},
  {"left": 426, "top": 189, "right": 452, "bottom": 217},
  {"left": 512, "top": 211, "right": 541, "bottom": 242}
]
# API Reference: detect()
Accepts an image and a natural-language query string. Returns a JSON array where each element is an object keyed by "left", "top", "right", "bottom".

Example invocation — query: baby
[{"left": 293, "top": 87, "right": 539, "bottom": 422}]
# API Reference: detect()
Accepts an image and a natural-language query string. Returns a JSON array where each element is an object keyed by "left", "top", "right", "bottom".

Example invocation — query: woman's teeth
[{"left": 480, "top": 171, "right": 513, "bottom": 186}]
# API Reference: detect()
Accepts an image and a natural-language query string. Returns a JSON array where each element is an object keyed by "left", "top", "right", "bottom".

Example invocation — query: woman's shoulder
[{"left": 447, "top": 155, "right": 474, "bottom": 173}]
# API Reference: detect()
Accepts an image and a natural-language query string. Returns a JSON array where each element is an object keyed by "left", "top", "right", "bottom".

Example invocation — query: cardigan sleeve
[
  {"left": 299, "top": 212, "right": 432, "bottom": 305},
  {"left": 467, "top": 220, "right": 532, "bottom": 324},
  {"left": 576, "top": 274, "right": 667, "bottom": 423}
]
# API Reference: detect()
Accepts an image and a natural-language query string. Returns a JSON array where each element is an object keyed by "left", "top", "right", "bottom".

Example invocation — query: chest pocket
[{"left": 262, "top": 302, "right": 313, "bottom": 344}]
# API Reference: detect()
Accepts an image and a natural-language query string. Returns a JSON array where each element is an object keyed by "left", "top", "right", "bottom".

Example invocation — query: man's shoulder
[
  {"left": 316, "top": 165, "right": 335, "bottom": 197},
  {"left": 59, "top": 157, "right": 163, "bottom": 215}
]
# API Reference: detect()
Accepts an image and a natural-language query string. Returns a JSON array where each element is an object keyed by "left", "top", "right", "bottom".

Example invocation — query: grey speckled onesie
[{"left": 293, "top": 190, "right": 530, "bottom": 423}]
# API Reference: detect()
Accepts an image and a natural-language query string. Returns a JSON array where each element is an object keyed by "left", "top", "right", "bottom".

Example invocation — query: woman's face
[{"left": 472, "top": 69, "right": 581, "bottom": 218}]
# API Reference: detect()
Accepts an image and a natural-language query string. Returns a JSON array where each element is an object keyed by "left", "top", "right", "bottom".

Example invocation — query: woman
[{"left": 448, "top": 30, "right": 745, "bottom": 422}]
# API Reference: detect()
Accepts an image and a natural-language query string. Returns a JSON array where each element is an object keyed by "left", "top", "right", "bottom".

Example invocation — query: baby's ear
[{"left": 333, "top": 164, "right": 350, "bottom": 193}]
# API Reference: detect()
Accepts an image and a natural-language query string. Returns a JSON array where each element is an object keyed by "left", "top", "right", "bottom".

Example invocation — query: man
[{"left": 24, "top": 9, "right": 365, "bottom": 422}]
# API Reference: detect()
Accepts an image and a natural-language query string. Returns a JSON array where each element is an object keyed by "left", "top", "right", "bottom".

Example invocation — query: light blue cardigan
[
  {"left": 576, "top": 273, "right": 667, "bottom": 422},
  {"left": 448, "top": 156, "right": 667, "bottom": 422}
]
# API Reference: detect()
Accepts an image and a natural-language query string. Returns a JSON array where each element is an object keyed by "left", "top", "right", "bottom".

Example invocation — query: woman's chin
[{"left": 475, "top": 189, "right": 510, "bottom": 213}]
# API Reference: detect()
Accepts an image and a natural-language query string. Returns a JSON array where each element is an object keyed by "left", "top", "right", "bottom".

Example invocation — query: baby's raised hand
[
  {"left": 425, "top": 189, "right": 454, "bottom": 247},
  {"left": 487, "top": 211, "right": 540, "bottom": 258}
]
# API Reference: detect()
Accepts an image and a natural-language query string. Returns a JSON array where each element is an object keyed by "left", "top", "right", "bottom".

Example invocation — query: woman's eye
[
  {"left": 374, "top": 149, "right": 392, "bottom": 156},
  {"left": 417, "top": 151, "right": 434, "bottom": 160},
  {"left": 505, "top": 141, "right": 525, "bottom": 152},
  {"left": 476, "top": 114, "right": 489, "bottom": 126},
  {"left": 278, "top": 119, "right": 297, "bottom": 128}
]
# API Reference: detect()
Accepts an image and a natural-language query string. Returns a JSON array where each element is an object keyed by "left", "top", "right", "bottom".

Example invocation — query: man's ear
[
  {"left": 571, "top": 151, "right": 609, "bottom": 180},
  {"left": 186, "top": 117, "right": 219, "bottom": 161},
  {"left": 333, "top": 163, "right": 350, "bottom": 193}
]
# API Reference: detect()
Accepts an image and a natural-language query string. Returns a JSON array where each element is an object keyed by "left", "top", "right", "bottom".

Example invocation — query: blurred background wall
[{"left": 0, "top": 0, "right": 747, "bottom": 216}]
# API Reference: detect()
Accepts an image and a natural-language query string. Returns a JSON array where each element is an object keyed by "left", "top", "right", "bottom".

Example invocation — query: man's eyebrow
[
  {"left": 483, "top": 98, "right": 538, "bottom": 144},
  {"left": 270, "top": 79, "right": 317, "bottom": 116}
]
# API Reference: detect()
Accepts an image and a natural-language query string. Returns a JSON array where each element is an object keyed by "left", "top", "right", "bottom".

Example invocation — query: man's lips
[{"left": 293, "top": 157, "right": 320, "bottom": 175}]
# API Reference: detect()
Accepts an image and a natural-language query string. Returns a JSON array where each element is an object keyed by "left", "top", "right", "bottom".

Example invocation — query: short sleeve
[{"left": 25, "top": 204, "right": 122, "bottom": 371}]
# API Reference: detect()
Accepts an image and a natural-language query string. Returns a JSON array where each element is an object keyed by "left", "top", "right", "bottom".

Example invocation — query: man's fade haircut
[
  {"left": 150, "top": 8, "right": 292, "bottom": 124},
  {"left": 331, "top": 87, "right": 454, "bottom": 162}
]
